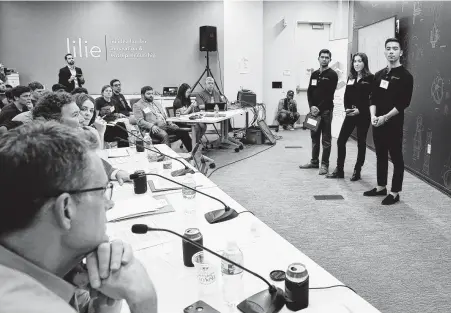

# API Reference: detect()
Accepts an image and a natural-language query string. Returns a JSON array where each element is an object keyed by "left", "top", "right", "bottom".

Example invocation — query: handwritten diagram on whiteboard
[{"left": 357, "top": 17, "right": 396, "bottom": 73}]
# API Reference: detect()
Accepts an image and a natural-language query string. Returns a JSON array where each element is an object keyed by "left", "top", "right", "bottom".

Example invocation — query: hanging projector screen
[{"left": 357, "top": 16, "right": 396, "bottom": 73}]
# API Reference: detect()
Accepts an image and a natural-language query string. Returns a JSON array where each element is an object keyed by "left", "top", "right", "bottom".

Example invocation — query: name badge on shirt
[
  {"left": 380, "top": 80, "right": 389, "bottom": 89},
  {"left": 109, "top": 106, "right": 115, "bottom": 113},
  {"left": 347, "top": 79, "right": 355, "bottom": 85},
  {"left": 143, "top": 107, "right": 151, "bottom": 114},
  {"left": 311, "top": 79, "right": 317, "bottom": 86}
]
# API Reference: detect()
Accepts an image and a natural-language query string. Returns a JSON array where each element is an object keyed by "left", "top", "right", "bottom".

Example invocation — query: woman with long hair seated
[
  {"left": 73, "top": 93, "right": 107, "bottom": 149},
  {"left": 173, "top": 83, "right": 207, "bottom": 144},
  {"left": 95, "top": 85, "right": 131, "bottom": 148}
]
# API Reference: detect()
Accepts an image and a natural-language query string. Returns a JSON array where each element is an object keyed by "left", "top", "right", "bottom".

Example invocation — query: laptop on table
[{"left": 205, "top": 102, "right": 227, "bottom": 112}]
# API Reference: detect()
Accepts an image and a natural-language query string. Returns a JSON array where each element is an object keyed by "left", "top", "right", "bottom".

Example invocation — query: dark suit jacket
[{"left": 58, "top": 66, "right": 85, "bottom": 92}]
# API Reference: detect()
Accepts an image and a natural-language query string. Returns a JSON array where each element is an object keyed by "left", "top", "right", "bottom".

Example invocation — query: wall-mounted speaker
[{"left": 200, "top": 26, "right": 217, "bottom": 52}]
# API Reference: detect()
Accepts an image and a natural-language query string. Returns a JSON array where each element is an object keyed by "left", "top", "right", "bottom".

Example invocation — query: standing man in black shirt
[
  {"left": 300, "top": 49, "right": 338, "bottom": 175},
  {"left": 110, "top": 79, "right": 132, "bottom": 116},
  {"left": 326, "top": 53, "right": 374, "bottom": 180},
  {"left": 363, "top": 38, "right": 413, "bottom": 205}
]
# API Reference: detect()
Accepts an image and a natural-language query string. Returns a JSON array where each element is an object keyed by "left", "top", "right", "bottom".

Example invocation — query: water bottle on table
[
  {"left": 182, "top": 173, "right": 196, "bottom": 199},
  {"left": 129, "top": 129, "right": 138, "bottom": 147},
  {"left": 143, "top": 132, "right": 159, "bottom": 162},
  {"left": 214, "top": 104, "right": 219, "bottom": 117},
  {"left": 221, "top": 240, "right": 244, "bottom": 306}
]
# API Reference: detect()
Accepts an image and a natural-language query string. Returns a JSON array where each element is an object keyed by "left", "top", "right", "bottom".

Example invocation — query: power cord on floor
[
  {"left": 310, "top": 285, "right": 356, "bottom": 294},
  {"left": 207, "top": 144, "right": 277, "bottom": 178}
]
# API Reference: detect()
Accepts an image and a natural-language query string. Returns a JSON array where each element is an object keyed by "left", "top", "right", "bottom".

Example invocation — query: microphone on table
[
  {"left": 131, "top": 224, "right": 285, "bottom": 313},
  {"left": 128, "top": 172, "right": 238, "bottom": 224},
  {"left": 114, "top": 137, "right": 195, "bottom": 177}
]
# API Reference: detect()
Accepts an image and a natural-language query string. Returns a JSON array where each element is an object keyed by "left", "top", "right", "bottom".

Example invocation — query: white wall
[
  {"left": 263, "top": 0, "right": 348, "bottom": 125},
  {"left": 224, "top": 0, "right": 264, "bottom": 127}
]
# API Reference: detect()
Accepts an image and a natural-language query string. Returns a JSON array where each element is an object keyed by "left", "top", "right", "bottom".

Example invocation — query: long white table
[
  {"left": 105, "top": 145, "right": 381, "bottom": 313},
  {"left": 167, "top": 109, "right": 245, "bottom": 151}
]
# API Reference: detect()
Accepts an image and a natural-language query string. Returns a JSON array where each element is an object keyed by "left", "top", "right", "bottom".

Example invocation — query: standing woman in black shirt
[
  {"left": 327, "top": 53, "right": 373, "bottom": 180},
  {"left": 173, "top": 83, "right": 207, "bottom": 144}
]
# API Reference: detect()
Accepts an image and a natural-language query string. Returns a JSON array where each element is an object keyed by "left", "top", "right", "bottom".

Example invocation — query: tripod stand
[{"left": 192, "top": 51, "right": 223, "bottom": 94}]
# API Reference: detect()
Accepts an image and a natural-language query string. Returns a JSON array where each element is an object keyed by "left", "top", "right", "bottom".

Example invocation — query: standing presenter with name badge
[
  {"left": 299, "top": 49, "right": 338, "bottom": 175},
  {"left": 363, "top": 38, "right": 413, "bottom": 205}
]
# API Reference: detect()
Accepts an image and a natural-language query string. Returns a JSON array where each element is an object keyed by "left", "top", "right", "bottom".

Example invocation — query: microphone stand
[
  {"left": 115, "top": 137, "right": 195, "bottom": 177},
  {"left": 129, "top": 172, "right": 238, "bottom": 224},
  {"left": 131, "top": 224, "right": 285, "bottom": 313}
]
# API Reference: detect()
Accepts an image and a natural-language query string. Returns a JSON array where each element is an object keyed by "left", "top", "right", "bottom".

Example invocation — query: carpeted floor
[{"left": 185, "top": 127, "right": 451, "bottom": 313}]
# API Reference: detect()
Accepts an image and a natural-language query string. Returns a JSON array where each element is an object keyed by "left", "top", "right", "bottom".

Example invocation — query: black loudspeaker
[{"left": 200, "top": 26, "right": 217, "bottom": 52}]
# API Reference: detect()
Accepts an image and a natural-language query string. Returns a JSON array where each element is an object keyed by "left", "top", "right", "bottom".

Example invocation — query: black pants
[
  {"left": 336, "top": 115, "right": 370, "bottom": 170},
  {"left": 373, "top": 123, "right": 404, "bottom": 192},
  {"left": 104, "top": 122, "right": 129, "bottom": 148},
  {"left": 152, "top": 124, "right": 193, "bottom": 152},
  {"left": 277, "top": 112, "right": 300, "bottom": 126},
  {"left": 311, "top": 110, "right": 333, "bottom": 167}
]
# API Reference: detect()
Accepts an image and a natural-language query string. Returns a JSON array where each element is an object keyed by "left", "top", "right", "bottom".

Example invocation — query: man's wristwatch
[{"left": 384, "top": 115, "right": 389, "bottom": 123}]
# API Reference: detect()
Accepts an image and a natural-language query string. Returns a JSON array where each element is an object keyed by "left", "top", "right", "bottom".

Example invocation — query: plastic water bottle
[
  {"left": 129, "top": 129, "right": 138, "bottom": 147},
  {"left": 221, "top": 240, "right": 244, "bottom": 306},
  {"left": 182, "top": 173, "right": 196, "bottom": 199},
  {"left": 143, "top": 133, "right": 159, "bottom": 162}
]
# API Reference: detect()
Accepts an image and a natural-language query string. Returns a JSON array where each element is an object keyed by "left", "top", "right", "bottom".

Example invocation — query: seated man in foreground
[
  {"left": 0, "top": 122, "right": 157, "bottom": 313},
  {"left": 133, "top": 85, "right": 192, "bottom": 151},
  {"left": 277, "top": 90, "right": 300, "bottom": 130}
]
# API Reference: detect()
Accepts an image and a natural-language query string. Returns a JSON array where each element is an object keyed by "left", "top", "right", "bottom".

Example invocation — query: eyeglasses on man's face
[{"left": 43, "top": 182, "right": 114, "bottom": 200}]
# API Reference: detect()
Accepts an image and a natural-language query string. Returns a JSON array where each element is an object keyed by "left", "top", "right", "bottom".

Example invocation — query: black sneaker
[
  {"left": 363, "top": 188, "right": 387, "bottom": 196},
  {"left": 382, "top": 194, "right": 400, "bottom": 205},
  {"left": 326, "top": 168, "right": 344, "bottom": 179},
  {"left": 299, "top": 162, "right": 319, "bottom": 169}
]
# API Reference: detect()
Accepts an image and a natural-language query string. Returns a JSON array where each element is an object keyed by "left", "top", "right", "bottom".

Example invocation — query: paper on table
[
  {"left": 107, "top": 194, "right": 168, "bottom": 221},
  {"left": 108, "top": 149, "right": 130, "bottom": 158},
  {"left": 107, "top": 219, "right": 172, "bottom": 251}
]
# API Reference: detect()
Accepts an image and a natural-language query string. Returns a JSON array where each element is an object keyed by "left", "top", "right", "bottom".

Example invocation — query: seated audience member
[
  {"left": 0, "top": 82, "right": 6, "bottom": 108},
  {"left": 134, "top": 85, "right": 192, "bottom": 151},
  {"left": 32, "top": 92, "right": 130, "bottom": 184},
  {"left": 13, "top": 90, "right": 51, "bottom": 125},
  {"left": 1, "top": 85, "right": 14, "bottom": 108},
  {"left": 0, "top": 85, "right": 32, "bottom": 126},
  {"left": 52, "top": 83, "right": 67, "bottom": 92},
  {"left": 73, "top": 93, "right": 107, "bottom": 149},
  {"left": 195, "top": 77, "right": 224, "bottom": 110},
  {"left": 28, "top": 81, "right": 45, "bottom": 107},
  {"left": 110, "top": 79, "right": 132, "bottom": 116},
  {"left": 0, "top": 122, "right": 157, "bottom": 313},
  {"left": 173, "top": 83, "right": 207, "bottom": 143},
  {"left": 71, "top": 87, "right": 88, "bottom": 95},
  {"left": 0, "top": 63, "right": 6, "bottom": 83},
  {"left": 277, "top": 90, "right": 300, "bottom": 130},
  {"left": 95, "top": 85, "right": 130, "bottom": 148}
]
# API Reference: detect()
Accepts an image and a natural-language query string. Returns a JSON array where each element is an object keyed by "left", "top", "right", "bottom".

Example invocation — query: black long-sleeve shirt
[
  {"left": 370, "top": 66, "right": 413, "bottom": 123},
  {"left": 343, "top": 74, "right": 374, "bottom": 115},
  {"left": 0, "top": 103, "right": 27, "bottom": 126},
  {"left": 111, "top": 93, "right": 132, "bottom": 116},
  {"left": 307, "top": 68, "right": 338, "bottom": 112}
]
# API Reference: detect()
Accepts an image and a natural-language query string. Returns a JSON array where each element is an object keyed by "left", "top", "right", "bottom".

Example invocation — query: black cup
[
  {"left": 136, "top": 139, "right": 144, "bottom": 152},
  {"left": 133, "top": 170, "right": 147, "bottom": 194}
]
